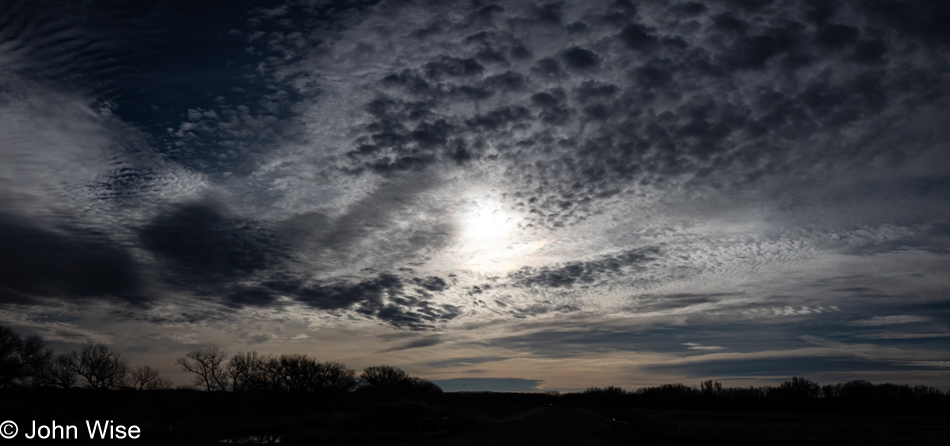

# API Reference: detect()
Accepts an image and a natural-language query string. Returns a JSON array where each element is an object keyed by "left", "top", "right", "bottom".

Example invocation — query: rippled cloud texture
[{"left": 1, "top": 0, "right": 948, "bottom": 390}]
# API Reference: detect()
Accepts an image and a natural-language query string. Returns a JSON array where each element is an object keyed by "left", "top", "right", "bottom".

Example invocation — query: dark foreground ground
[
  {"left": 409, "top": 406, "right": 950, "bottom": 446},
  {"left": 301, "top": 406, "right": 949, "bottom": 446},
  {"left": 1, "top": 389, "right": 947, "bottom": 445}
]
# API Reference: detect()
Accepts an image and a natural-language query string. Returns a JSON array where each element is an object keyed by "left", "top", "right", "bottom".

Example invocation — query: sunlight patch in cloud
[
  {"left": 849, "top": 315, "right": 931, "bottom": 326},
  {"left": 895, "top": 361, "right": 950, "bottom": 368},
  {"left": 683, "top": 342, "right": 726, "bottom": 351}
]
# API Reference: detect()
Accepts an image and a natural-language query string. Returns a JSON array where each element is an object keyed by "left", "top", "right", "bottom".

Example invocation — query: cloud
[
  {"left": 380, "top": 336, "right": 443, "bottom": 352},
  {"left": 627, "top": 293, "right": 741, "bottom": 313},
  {"left": 232, "top": 273, "right": 462, "bottom": 330},
  {"left": 139, "top": 201, "right": 286, "bottom": 286},
  {"left": 561, "top": 46, "right": 601, "bottom": 70},
  {"left": 510, "top": 247, "right": 660, "bottom": 289},
  {"left": 857, "top": 333, "right": 950, "bottom": 340},
  {"left": 2, "top": 0, "right": 949, "bottom": 389},
  {"left": 683, "top": 342, "right": 726, "bottom": 351},
  {"left": 894, "top": 361, "right": 950, "bottom": 369},
  {"left": 0, "top": 214, "right": 147, "bottom": 306},
  {"left": 848, "top": 315, "right": 931, "bottom": 326},
  {"left": 427, "top": 356, "right": 509, "bottom": 369}
]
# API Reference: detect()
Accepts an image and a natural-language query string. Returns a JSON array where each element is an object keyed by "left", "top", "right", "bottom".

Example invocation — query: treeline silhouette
[
  {"left": 0, "top": 323, "right": 172, "bottom": 390},
  {"left": 1, "top": 324, "right": 440, "bottom": 400},
  {"left": 2, "top": 324, "right": 948, "bottom": 414},
  {"left": 568, "top": 377, "right": 949, "bottom": 413},
  {"left": 175, "top": 346, "right": 442, "bottom": 399},
  {"left": 580, "top": 377, "right": 947, "bottom": 400}
]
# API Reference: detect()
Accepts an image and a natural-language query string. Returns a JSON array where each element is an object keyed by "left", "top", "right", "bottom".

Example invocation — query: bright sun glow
[
  {"left": 461, "top": 201, "right": 514, "bottom": 244},
  {"left": 453, "top": 200, "right": 553, "bottom": 273}
]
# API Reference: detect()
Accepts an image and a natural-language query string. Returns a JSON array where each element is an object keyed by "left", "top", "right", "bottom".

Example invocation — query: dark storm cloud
[
  {"left": 274, "top": 175, "right": 454, "bottom": 271},
  {"left": 530, "top": 56, "right": 564, "bottom": 79},
  {"left": 113, "top": 308, "right": 233, "bottom": 326},
  {"left": 0, "top": 215, "right": 146, "bottom": 306},
  {"left": 484, "top": 71, "right": 528, "bottom": 91},
  {"left": 423, "top": 56, "right": 485, "bottom": 78},
  {"left": 228, "top": 273, "right": 459, "bottom": 329},
  {"left": 381, "top": 335, "right": 443, "bottom": 352},
  {"left": 629, "top": 293, "right": 742, "bottom": 313},
  {"left": 293, "top": 273, "right": 403, "bottom": 310},
  {"left": 561, "top": 46, "right": 601, "bottom": 70},
  {"left": 467, "top": 105, "right": 532, "bottom": 132},
  {"left": 226, "top": 286, "right": 280, "bottom": 308},
  {"left": 618, "top": 23, "right": 659, "bottom": 49},
  {"left": 574, "top": 81, "right": 620, "bottom": 102},
  {"left": 511, "top": 247, "right": 660, "bottom": 288},
  {"left": 717, "top": 21, "right": 805, "bottom": 70},
  {"left": 855, "top": 1, "right": 950, "bottom": 47},
  {"left": 669, "top": 2, "right": 708, "bottom": 17},
  {"left": 139, "top": 201, "right": 285, "bottom": 286},
  {"left": 508, "top": 302, "right": 580, "bottom": 319},
  {"left": 346, "top": 95, "right": 464, "bottom": 174},
  {"left": 412, "top": 276, "right": 449, "bottom": 292},
  {"left": 533, "top": 2, "right": 563, "bottom": 25}
]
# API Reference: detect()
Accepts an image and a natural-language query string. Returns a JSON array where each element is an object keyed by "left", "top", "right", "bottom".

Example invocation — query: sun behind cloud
[
  {"left": 450, "top": 198, "right": 555, "bottom": 274},
  {"left": 460, "top": 199, "right": 514, "bottom": 245}
]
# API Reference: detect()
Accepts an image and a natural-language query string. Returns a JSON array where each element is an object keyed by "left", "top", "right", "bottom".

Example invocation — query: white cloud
[
  {"left": 857, "top": 332, "right": 950, "bottom": 340},
  {"left": 682, "top": 342, "right": 726, "bottom": 351},
  {"left": 895, "top": 361, "right": 950, "bottom": 368},
  {"left": 849, "top": 315, "right": 931, "bottom": 326}
]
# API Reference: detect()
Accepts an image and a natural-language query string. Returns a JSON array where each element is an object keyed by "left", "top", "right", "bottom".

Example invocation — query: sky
[{"left": 1, "top": 0, "right": 949, "bottom": 392}]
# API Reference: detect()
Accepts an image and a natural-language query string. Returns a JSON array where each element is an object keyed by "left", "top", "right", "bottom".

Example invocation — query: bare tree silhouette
[
  {"left": 130, "top": 365, "right": 173, "bottom": 390},
  {"left": 313, "top": 361, "right": 357, "bottom": 393},
  {"left": 700, "top": 379, "right": 723, "bottom": 396},
  {"left": 360, "top": 365, "right": 409, "bottom": 390},
  {"left": 177, "top": 346, "right": 229, "bottom": 391},
  {"left": 228, "top": 351, "right": 267, "bottom": 392},
  {"left": 227, "top": 352, "right": 357, "bottom": 393},
  {"left": 274, "top": 353, "right": 312, "bottom": 393},
  {"left": 39, "top": 353, "right": 77, "bottom": 389},
  {"left": 67, "top": 342, "right": 129, "bottom": 390},
  {"left": 0, "top": 324, "right": 52, "bottom": 387},
  {"left": 773, "top": 376, "right": 821, "bottom": 398},
  {"left": 359, "top": 365, "right": 441, "bottom": 399}
]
